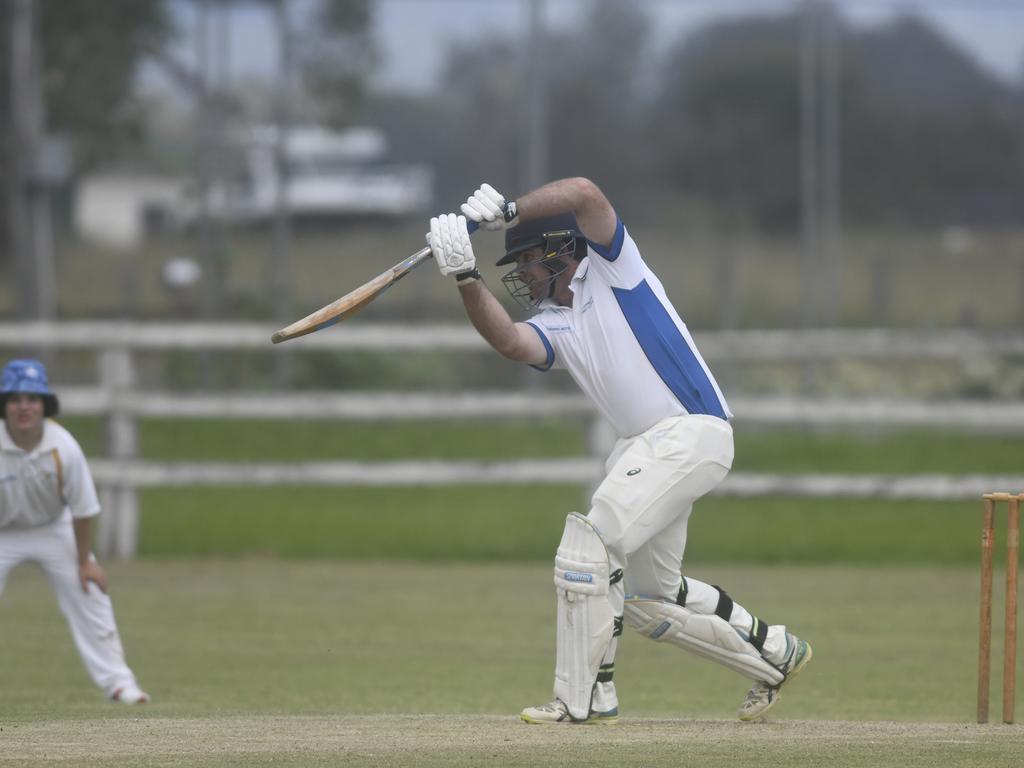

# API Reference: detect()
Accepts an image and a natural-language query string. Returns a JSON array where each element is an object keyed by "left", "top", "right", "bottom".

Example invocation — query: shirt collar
[
  {"left": 1, "top": 419, "right": 56, "bottom": 455},
  {"left": 533, "top": 256, "right": 589, "bottom": 311}
]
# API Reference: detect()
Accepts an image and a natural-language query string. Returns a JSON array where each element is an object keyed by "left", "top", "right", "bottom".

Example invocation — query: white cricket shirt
[
  {"left": 0, "top": 419, "right": 101, "bottom": 528},
  {"left": 525, "top": 219, "right": 731, "bottom": 439}
]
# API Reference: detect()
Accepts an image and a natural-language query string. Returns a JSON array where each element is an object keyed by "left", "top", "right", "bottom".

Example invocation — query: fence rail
[
  {"left": 57, "top": 388, "right": 1024, "bottom": 431},
  {"left": 2, "top": 322, "right": 1021, "bottom": 558},
  {"left": 88, "top": 460, "right": 1022, "bottom": 501},
  {"left": 2, "top": 321, "right": 1023, "bottom": 357}
]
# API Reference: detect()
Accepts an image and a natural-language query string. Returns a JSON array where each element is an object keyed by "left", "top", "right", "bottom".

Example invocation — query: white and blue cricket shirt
[{"left": 525, "top": 219, "right": 732, "bottom": 439}]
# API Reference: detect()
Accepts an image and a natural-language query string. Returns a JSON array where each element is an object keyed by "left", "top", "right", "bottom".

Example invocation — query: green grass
[
  {"left": 0, "top": 560, "right": 1001, "bottom": 721},
  {"left": 58, "top": 416, "right": 1022, "bottom": 472},
  {"left": 4, "top": 555, "right": 1023, "bottom": 767},
  {"left": 135, "top": 488, "right": 990, "bottom": 565},
  {"left": 49, "top": 416, "right": 1021, "bottom": 562},
  {"left": 3, "top": 559, "right": 1022, "bottom": 768}
]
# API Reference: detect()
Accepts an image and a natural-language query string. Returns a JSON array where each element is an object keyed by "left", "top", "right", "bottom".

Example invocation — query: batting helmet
[{"left": 498, "top": 212, "right": 585, "bottom": 266}]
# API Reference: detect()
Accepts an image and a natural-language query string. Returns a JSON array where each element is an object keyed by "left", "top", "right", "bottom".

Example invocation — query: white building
[{"left": 74, "top": 126, "right": 433, "bottom": 249}]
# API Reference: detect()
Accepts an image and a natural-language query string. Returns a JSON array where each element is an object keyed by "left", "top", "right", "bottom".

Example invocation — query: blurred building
[{"left": 74, "top": 125, "right": 433, "bottom": 249}]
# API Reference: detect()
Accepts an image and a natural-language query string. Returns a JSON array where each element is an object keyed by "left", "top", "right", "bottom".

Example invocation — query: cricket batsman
[{"left": 427, "top": 177, "right": 812, "bottom": 723}]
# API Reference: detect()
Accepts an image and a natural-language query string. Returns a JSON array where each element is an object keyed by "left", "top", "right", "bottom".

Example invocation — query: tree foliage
[
  {"left": 413, "top": 5, "right": 1023, "bottom": 230},
  {"left": 299, "top": 0, "right": 376, "bottom": 127},
  {"left": 37, "top": 0, "right": 170, "bottom": 167},
  {"left": 653, "top": 11, "right": 1024, "bottom": 229}
]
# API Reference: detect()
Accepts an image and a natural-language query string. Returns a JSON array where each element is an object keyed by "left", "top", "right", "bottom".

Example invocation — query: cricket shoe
[
  {"left": 110, "top": 684, "right": 150, "bottom": 704},
  {"left": 520, "top": 698, "right": 619, "bottom": 725},
  {"left": 737, "top": 633, "right": 812, "bottom": 721}
]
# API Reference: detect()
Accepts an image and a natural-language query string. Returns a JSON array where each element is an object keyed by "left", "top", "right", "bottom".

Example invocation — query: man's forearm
[
  {"left": 514, "top": 177, "right": 616, "bottom": 247},
  {"left": 458, "top": 281, "right": 519, "bottom": 356},
  {"left": 72, "top": 517, "right": 92, "bottom": 566}
]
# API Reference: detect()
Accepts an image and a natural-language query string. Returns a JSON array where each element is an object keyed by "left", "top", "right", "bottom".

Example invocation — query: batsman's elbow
[{"left": 492, "top": 322, "right": 551, "bottom": 367}]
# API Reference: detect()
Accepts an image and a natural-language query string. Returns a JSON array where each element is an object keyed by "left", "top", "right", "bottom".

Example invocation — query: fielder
[
  {"left": 0, "top": 359, "right": 149, "bottom": 704},
  {"left": 427, "top": 178, "right": 812, "bottom": 723}
]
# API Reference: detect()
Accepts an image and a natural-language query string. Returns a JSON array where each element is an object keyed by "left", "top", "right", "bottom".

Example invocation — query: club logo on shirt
[{"left": 627, "top": 468, "right": 641, "bottom": 476}]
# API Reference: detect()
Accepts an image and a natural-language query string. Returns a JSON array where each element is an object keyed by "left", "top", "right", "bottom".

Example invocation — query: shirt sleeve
[
  {"left": 60, "top": 437, "right": 101, "bottom": 519},
  {"left": 584, "top": 219, "right": 647, "bottom": 289},
  {"left": 525, "top": 308, "right": 574, "bottom": 372},
  {"left": 523, "top": 321, "right": 555, "bottom": 371}
]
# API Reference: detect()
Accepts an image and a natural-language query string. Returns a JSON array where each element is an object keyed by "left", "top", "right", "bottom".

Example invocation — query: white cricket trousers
[
  {"left": 582, "top": 414, "right": 787, "bottom": 711},
  {"left": 0, "top": 510, "right": 141, "bottom": 698}
]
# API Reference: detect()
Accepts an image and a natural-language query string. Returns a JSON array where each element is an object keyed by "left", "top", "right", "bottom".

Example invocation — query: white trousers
[
  {"left": 0, "top": 510, "right": 141, "bottom": 698},
  {"left": 579, "top": 414, "right": 787, "bottom": 712}
]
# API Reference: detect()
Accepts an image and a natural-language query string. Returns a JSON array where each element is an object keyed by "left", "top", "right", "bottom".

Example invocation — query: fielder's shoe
[
  {"left": 110, "top": 684, "right": 150, "bottom": 705},
  {"left": 738, "top": 633, "right": 812, "bottom": 721},
  {"left": 520, "top": 698, "right": 619, "bottom": 725}
]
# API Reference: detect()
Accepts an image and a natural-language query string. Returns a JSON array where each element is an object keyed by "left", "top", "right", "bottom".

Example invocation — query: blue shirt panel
[{"left": 611, "top": 280, "right": 727, "bottom": 420}]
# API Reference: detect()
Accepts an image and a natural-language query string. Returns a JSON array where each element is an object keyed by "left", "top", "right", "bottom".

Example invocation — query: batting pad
[
  {"left": 553, "top": 513, "right": 616, "bottom": 721},
  {"left": 624, "top": 597, "right": 784, "bottom": 685}
]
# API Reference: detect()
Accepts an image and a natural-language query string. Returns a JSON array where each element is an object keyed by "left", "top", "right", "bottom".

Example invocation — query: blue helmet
[{"left": 2, "top": 359, "right": 54, "bottom": 395}]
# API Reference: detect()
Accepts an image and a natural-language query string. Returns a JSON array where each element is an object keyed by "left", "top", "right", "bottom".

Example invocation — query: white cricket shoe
[
  {"left": 111, "top": 684, "right": 150, "bottom": 704},
  {"left": 738, "top": 633, "right": 812, "bottom": 721},
  {"left": 520, "top": 698, "right": 618, "bottom": 725}
]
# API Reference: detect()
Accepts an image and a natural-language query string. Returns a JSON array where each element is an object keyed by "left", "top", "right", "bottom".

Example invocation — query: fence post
[{"left": 97, "top": 347, "right": 139, "bottom": 559}]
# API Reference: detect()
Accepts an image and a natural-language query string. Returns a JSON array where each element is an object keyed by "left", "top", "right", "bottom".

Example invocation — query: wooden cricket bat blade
[
  {"left": 270, "top": 237, "right": 456, "bottom": 344},
  {"left": 271, "top": 269, "right": 394, "bottom": 343}
]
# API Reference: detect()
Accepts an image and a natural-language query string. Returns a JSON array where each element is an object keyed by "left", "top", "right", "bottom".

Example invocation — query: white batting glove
[
  {"left": 428, "top": 213, "right": 477, "bottom": 277},
  {"left": 460, "top": 183, "right": 519, "bottom": 231}
]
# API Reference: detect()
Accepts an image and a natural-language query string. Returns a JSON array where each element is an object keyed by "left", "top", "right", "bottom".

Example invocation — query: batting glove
[
  {"left": 460, "top": 183, "right": 519, "bottom": 231},
  {"left": 428, "top": 213, "right": 477, "bottom": 278}
]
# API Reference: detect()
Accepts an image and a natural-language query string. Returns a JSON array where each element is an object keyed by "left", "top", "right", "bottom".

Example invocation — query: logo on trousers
[{"left": 627, "top": 468, "right": 641, "bottom": 476}]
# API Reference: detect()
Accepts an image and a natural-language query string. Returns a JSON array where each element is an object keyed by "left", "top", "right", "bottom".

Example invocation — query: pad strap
[
  {"left": 749, "top": 616, "right": 769, "bottom": 652},
  {"left": 676, "top": 577, "right": 689, "bottom": 607},
  {"left": 712, "top": 584, "right": 733, "bottom": 621}
]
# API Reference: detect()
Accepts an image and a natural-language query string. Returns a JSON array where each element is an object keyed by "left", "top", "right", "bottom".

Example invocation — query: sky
[{"left": 158, "top": 0, "right": 1024, "bottom": 94}]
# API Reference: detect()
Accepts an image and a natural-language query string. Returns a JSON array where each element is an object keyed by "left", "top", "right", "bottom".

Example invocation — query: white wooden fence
[{"left": 1, "top": 322, "right": 1022, "bottom": 558}]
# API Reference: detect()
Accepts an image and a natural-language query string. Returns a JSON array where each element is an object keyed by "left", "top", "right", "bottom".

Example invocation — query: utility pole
[
  {"left": 799, "top": 1, "right": 821, "bottom": 331},
  {"left": 9, "top": 0, "right": 57, "bottom": 327},
  {"left": 821, "top": 3, "right": 842, "bottom": 327},
  {"left": 524, "top": 0, "right": 548, "bottom": 192},
  {"left": 800, "top": 0, "right": 842, "bottom": 329},
  {"left": 270, "top": 0, "right": 294, "bottom": 387}
]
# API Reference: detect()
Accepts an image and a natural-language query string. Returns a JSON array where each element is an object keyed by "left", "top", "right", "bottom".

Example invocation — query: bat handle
[{"left": 466, "top": 220, "right": 479, "bottom": 234}]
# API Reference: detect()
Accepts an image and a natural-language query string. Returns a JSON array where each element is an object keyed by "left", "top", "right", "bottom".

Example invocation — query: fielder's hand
[
  {"left": 79, "top": 559, "right": 108, "bottom": 594},
  {"left": 461, "top": 183, "right": 519, "bottom": 231},
  {"left": 428, "top": 213, "right": 476, "bottom": 277}
]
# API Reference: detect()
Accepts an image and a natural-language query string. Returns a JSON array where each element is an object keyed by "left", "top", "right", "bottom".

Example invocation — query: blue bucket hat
[{"left": 1, "top": 359, "right": 55, "bottom": 396}]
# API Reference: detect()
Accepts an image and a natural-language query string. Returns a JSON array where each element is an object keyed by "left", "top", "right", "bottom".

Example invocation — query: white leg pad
[
  {"left": 624, "top": 596, "right": 784, "bottom": 685},
  {"left": 553, "top": 513, "right": 615, "bottom": 721}
]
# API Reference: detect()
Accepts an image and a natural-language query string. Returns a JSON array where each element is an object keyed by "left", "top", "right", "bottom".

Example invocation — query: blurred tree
[
  {"left": 654, "top": 15, "right": 802, "bottom": 229},
  {"left": 295, "top": 0, "right": 376, "bottom": 127},
  {"left": 653, "top": 11, "right": 1024, "bottom": 230},
  {"left": 0, "top": 0, "right": 170, "bottom": 290},
  {"left": 543, "top": 0, "right": 653, "bottom": 210},
  {"left": 37, "top": 0, "right": 170, "bottom": 167},
  {"left": 398, "top": 0, "right": 653, "bottom": 211},
  {"left": 843, "top": 16, "right": 1024, "bottom": 227}
]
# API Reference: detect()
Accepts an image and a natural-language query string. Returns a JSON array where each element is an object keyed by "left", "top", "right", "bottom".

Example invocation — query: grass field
[
  {"left": 52, "top": 417, "right": 1024, "bottom": 563},
  {"left": 2, "top": 560, "right": 1022, "bottom": 766},
  {"left": 3, "top": 419, "right": 1022, "bottom": 764}
]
